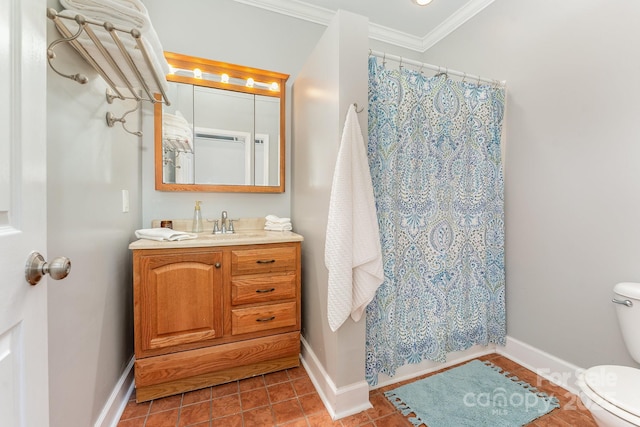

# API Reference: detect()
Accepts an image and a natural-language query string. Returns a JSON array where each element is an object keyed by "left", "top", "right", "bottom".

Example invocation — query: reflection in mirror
[{"left": 155, "top": 52, "right": 289, "bottom": 193}]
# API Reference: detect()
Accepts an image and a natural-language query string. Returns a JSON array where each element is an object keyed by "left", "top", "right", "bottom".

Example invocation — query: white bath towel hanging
[{"left": 324, "top": 104, "right": 384, "bottom": 332}]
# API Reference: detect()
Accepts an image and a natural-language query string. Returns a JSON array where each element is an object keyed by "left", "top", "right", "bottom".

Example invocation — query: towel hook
[
  {"left": 353, "top": 103, "right": 364, "bottom": 113},
  {"left": 46, "top": 9, "right": 89, "bottom": 84},
  {"left": 106, "top": 101, "right": 142, "bottom": 137}
]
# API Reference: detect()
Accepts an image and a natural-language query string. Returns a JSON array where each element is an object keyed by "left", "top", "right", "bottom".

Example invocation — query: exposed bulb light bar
[{"left": 169, "top": 67, "right": 281, "bottom": 92}]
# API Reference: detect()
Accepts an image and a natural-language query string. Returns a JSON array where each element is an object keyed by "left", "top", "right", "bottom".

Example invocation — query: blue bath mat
[{"left": 385, "top": 359, "right": 559, "bottom": 427}]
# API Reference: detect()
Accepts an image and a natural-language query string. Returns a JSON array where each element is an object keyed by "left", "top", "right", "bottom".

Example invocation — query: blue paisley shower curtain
[{"left": 365, "top": 57, "right": 506, "bottom": 386}]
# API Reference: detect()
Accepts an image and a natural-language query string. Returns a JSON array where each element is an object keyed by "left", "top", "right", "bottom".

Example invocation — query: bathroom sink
[{"left": 195, "top": 231, "right": 267, "bottom": 242}]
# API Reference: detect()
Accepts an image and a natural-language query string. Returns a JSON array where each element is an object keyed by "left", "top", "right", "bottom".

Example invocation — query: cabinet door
[{"left": 137, "top": 251, "right": 223, "bottom": 353}]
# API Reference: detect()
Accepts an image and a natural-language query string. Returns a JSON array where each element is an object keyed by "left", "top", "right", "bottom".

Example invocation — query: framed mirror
[{"left": 155, "top": 52, "right": 289, "bottom": 193}]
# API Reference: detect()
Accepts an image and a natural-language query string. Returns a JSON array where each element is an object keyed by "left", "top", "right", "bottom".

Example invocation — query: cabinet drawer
[
  {"left": 231, "top": 246, "right": 296, "bottom": 276},
  {"left": 231, "top": 274, "right": 296, "bottom": 305},
  {"left": 231, "top": 301, "right": 297, "bottom": 335}
]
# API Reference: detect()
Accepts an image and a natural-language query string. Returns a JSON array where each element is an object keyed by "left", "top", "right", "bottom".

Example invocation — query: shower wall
[{"left": 291, "top": 10, "right": 371, "bottom": 419}]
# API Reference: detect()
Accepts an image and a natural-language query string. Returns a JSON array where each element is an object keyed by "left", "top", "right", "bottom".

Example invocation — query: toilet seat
[{"left": 582, "top": 365, "right": 640, "bottom": 425}]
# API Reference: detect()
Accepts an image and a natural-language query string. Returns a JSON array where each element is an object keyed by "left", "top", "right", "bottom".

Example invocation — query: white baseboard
[
  {"left": 93, "top": 357, "right": 135, "bottom": 427},
  {"left": 300, "top": 336, "right": 372, "bottom": 420},
  {"left": 498, "top": 336, "right": 584, "bottom": 395}
]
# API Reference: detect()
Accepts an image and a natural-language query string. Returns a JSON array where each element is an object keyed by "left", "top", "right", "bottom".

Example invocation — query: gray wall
[
  {"left": 46, "top": 1, "right": 141, "bottom": 425},
  {"left": 423, "top": 0, "right": 640, "bottom": 369},
  {"left": 292, "top": 8, "right": 369, "bottom": 394}
]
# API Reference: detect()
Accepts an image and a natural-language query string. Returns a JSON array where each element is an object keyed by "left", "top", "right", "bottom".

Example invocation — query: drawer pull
[
  {"left": 256, "top": 288, "right": 276, "bottom": 293},
  {"left": 256, "top": 316, "right": 276, "bottom": 322},
  {"left": 256, "top": 259, "right": 276, "bottom": 264}
]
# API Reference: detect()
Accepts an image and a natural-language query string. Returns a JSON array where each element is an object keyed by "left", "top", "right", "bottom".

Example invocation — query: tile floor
[{"left": 117, "top": 353, "right": 598, "bottom": 427}]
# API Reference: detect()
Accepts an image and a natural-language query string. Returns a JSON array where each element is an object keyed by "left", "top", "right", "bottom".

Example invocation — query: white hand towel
[
  {"left": 324, "top": 104, "right": 384, "bottom": 332},
  {"left": 265, "top": 215, "right": 291, "bottom": 224},
  {"left": 135, "top": 228, "right": 198, "bottom": 241},
  {"left": 265, "top": 224, "right": 292, "bottom": 231}
]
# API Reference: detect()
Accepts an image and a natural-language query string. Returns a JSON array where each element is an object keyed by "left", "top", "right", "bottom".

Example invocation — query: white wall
[
  {"left": 423, "top": 0, "right": 640, "bottom": 369},
  {"left": 141, "top": 0, "right": 327, "bottom": 226},
  {"left": 46, "top": 1, "right": 141, "bottom": 425},
  {"left": 292, "top": 10, "right": 372, "bottom": 418}
]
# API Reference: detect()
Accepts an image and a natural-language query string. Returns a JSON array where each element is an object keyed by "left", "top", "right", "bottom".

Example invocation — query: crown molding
[
  {"left": 233, "top": 0, "right": 334, "bottom": 26},
  {"left": 368, "top": 22, "right": 425, "bottom": 52},
  {"left": 420, "top": 0, "right": 495, "bottom": 51},
  {"left": 233, "top": 0, "right": 495, "bottom": 53}
]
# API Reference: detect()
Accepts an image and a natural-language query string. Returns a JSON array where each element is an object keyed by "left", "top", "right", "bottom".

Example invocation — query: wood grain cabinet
[{"left": 131, "top": 241, "right": 301, "bottom": 402}]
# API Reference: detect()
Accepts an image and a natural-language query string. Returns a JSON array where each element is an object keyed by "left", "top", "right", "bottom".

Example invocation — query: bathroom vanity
[{"left": 129, "top": 228, "right": 303, "bottom": 402}]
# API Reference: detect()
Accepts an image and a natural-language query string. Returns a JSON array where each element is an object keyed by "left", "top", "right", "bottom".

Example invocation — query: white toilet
[{"left": 577, "top": 282, "right": 640, "bottom": 427}]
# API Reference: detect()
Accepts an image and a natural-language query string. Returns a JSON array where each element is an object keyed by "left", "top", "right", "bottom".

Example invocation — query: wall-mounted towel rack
[{"left": 47, "top": 8, "right": 170, "bottom": 105}]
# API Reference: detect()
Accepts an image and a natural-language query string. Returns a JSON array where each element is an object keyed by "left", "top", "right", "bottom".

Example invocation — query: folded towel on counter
[
  {"left": 135, "top": 228, "right": 198, "bottom": 241},
  {"left": 265, "top": 215, "right": 291, "bottom": 224},
  {"left": 264, "top": 214, "right": 292, "bottom": 231},
  {"left": 265, "top": 223, "right": 293, "bottom": 232}
]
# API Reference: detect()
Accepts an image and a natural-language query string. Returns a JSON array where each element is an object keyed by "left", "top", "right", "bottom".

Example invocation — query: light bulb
[
  {"left": 193, "top": 68, "right": 202, "bottom": 79},
  {"left": 246, "top": 77, "right": 254, "bottom": 88},
  {"left": 413, "top": 0, "right": 433, "bottom": 5},
  {"left": 270, "top": 82, "right": 279, "bottom": 91},
  {"left": 221, "top": 73, "right": 229, "bottom": 83}
]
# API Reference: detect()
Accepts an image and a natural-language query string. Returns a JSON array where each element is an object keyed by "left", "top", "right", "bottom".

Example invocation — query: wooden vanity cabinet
[{"left": 132, "top": 242, "right": 301, "bottom": 402}]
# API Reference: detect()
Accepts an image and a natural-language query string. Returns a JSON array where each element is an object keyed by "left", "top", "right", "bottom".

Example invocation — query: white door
[{"left": 0, "top": 0, "right": 50, "bottom": 425}]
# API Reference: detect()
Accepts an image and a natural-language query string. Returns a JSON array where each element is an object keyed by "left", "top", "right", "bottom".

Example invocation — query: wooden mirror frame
[{"left": 155, "top": 52, "right": 289, "bottom": 193}]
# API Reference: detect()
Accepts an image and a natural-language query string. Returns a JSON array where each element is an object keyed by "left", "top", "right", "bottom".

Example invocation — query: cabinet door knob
[{"left": 215, "top": 262, "right": 221, "bottom": 268}]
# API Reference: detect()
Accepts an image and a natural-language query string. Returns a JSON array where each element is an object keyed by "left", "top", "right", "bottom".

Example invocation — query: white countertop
[
  {"left": 129, "top": 218, "right": 303, "bottom": 250},
  {"left": 129, "top": 230, "right": 303, "bottom": 250}
]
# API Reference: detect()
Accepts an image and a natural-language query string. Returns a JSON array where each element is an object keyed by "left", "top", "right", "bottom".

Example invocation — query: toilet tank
[{"left": 613, "top": 282, "right": 640, "bottom": 364}]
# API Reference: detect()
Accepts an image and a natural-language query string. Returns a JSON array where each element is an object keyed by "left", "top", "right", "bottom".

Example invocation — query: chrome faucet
[{"left": 221, "top": 210, "right": 228, "bottom": 233}]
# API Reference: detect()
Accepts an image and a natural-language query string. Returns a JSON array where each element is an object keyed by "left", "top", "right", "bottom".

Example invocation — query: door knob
[{"left": 25, "top": 251, "right": 71, "bottom": 285}]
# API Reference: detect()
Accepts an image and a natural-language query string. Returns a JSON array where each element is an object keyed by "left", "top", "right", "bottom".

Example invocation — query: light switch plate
[{"left": 122, "top": 189, "right": 129, "bottom": 213}]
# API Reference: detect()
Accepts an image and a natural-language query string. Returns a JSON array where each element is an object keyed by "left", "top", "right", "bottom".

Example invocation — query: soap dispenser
[{"left": 192, "top": 201, "right": 203, "bottom": 233}]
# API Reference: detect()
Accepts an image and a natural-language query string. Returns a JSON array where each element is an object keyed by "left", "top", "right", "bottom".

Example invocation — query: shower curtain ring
[
  {"left": 419, "top": 63, "right": 424, "bottom": 74},
  {"left": 383, "top": 52, "right": 386, "bottom": 66},
  {"left": 462, "top": 72, "right": 467, "bottom": 82},
  {"left": 399, "top": 57, "right": 403, "bottom": 69}
]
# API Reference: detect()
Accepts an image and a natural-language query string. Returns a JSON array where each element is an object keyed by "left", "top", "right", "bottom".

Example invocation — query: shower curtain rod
[{"left": 370, "top": 50, "right": 506, "bottom": 87}]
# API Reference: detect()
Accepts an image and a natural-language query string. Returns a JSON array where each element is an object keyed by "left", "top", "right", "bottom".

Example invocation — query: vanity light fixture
[
  {"left": 413, "top": 0, "right": 433, "bottom": 5},
  {"left": 168, "top": 65, "right": 281, "bottom": 92}
]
